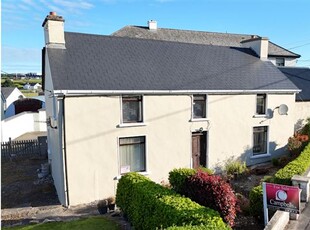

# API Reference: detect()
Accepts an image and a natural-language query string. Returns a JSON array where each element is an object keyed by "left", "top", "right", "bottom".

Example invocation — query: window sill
[
  {"left": 252, "top": 114, "right": 269, "bottom": 118},
  {"left": 190, "top": 118, "right": 210, "bottom": 122},
  {"left": 118, "top": 123, "right": 147, "bottom": 128},
  {"left": 114, "top": 171, "right": 151, "bottom": 180},
  {"left": 250, "top": 153, "right": 271, "bottom": 159}
]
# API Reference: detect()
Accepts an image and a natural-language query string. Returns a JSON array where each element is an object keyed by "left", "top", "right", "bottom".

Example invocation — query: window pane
[
  {"left": 193, "top": 95, "right": 206, "bottom": 118},
  {"left": 122, "top": 96, "right": 142, "bottom": 123},
  {"left": 256, "top": 94, "right": 266, "bottom": 115},
  {"left": 120, "top": 136, "right": 146, "bottom": 174},
  {"left": 253, "top": 126, "right": 267, "bottom": 155}
]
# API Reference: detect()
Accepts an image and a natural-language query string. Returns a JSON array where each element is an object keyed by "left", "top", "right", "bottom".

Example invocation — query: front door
[{"left": 192, "top": 132, "right": 207, "bottom": 169}]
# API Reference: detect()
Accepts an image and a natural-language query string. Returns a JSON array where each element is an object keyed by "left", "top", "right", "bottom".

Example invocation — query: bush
[
  {"left": 274, "top": 143, "right": 310, "bottom": 185},
  {"left": 225, "top": 160, "right": 247, "bottom": 177},
  {"left": 168, "top": 168, "right": 213, "bottom": 194},
  {"left": 116, "top": 173, "right": 229, "bottom": 230},
  {"left": 184, "top": 171, "right": 238, "bottom": 227},
  {"left": 249, "top": 185, "right": 263, "bottom": 217},
  {"left": 166, "top": 224, "right": 220, "bottom": 230}
]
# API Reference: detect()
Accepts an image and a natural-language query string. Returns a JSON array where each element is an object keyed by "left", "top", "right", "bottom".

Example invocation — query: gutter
[
  {"left": 58, "top": 95, "right": 70, "bottom": 207},
  {"left": 53, "top": 89, "right": 301, "bottom": 97}
]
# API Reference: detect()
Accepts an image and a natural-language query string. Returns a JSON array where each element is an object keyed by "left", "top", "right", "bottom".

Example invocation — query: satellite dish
[{"left": 278, "top": 104, "right": 288, "bottom": 115}]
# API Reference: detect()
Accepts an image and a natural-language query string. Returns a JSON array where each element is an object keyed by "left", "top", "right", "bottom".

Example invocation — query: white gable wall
[
  {"left": 55, "top": 93, "right": 296, "bottom": 205},
  {"left": 6, "top": 88, "right": 25, "bottom": 109}
]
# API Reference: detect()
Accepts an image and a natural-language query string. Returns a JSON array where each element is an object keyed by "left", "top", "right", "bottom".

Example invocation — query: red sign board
[{"left": 265, "top": 183, "right": 300, "bottom": 214}]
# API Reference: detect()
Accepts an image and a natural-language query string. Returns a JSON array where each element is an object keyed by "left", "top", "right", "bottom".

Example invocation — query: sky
[{"left": 2, "top": 0, "right": 310, "bottom": 74}]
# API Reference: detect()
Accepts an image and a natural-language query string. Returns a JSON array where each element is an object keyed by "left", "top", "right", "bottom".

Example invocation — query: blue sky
[{"left": 2, "top": 0, "right": 310, "bottom": 74}]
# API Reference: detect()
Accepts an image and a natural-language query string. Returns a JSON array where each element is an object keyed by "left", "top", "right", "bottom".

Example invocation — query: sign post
[{"left": 262, "top": 182, "right": 300, "bottom": 226}]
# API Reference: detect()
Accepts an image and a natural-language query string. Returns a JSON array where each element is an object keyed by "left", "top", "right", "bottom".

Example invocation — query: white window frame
[
  {"left": 119, "top": 95, "right": 146, "bottom": 127},
  {"left": 117, "top": 134, "right": 149, "bottom": 178},
  {"left": 191, "top": 94, "right": 208, "bottom": 121},
  {"left": 254, "top": 94, "right": 268, "bottom": 117},
  {"left": 251, "top": 125, "right": 270, "bottom": 159}
]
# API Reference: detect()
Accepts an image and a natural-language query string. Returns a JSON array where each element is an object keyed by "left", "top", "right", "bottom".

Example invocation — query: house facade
[{"left": 42, "top": 13, "right": 300, "bottom": 206}]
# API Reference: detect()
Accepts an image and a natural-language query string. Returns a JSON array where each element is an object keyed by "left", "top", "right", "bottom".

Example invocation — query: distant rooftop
[{"left": 113, "top": 25, "right": 300, "bottom": 58}]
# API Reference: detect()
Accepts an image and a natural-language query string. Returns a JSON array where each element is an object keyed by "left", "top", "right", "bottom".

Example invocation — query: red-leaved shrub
[{"left": 185, "top": 170, "right": 239, "bottom": 227}]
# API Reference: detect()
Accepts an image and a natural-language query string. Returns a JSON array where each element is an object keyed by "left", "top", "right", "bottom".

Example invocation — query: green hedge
[
  {"left": 274, "top": 143, "right": 310, "bottom": 185},
  {"left": 166, "top": 224, "right": 221, "bottom": 230},
  {"left": 249, "top": 143, "right": 310, "bottom": 217},
  {"left": 168, "top": 168, "right": 213, "bottom": 194},
  {"left": 116, "top": 173, "right": 229, "bottom": 230}
]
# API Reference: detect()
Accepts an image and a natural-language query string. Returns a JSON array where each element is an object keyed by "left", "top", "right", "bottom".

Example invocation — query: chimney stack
[
  {"left": 148, "top": 20, "right": 157, "bottom": 30},
  {"left": 42, "top": 12, "right": 65, "bottom": 49},
  {"left": 241, "top": 36, "right": 269, "bottom": 61}
]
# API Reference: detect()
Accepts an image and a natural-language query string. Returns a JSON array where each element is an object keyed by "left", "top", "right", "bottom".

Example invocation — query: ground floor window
[
  {"left": 253, "top": 126, "right": 268, "bottom": 155},
  {"left": 119, "top": 136, "right": 146, "bottom": 174}
]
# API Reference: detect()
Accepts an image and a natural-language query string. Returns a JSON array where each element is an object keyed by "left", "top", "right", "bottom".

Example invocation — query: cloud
[{"left": 52, "top": 0, "right": 94, "bottom": 10}]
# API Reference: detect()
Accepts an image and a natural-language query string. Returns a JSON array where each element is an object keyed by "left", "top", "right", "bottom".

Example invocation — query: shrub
[
  {"left": 249, "top": 185, "right": 263, "bottom": 217},
  {"left": 116, "top": 173, "right": 229, "bottom": 230},
  {"left": 184, "top": 171, "right": 238, "bottom": 227},
  {"left": 166, "top": 224, "right": 220, "bottom": 230},
  {"left": 168, "top": 168, "right": 213, "bottom": 194},
  {"left": 274, "top": 143, "right": 310, "bottom": 185},
  {"left": 225, "top": 160, "right": 248, "bottom": 177}
]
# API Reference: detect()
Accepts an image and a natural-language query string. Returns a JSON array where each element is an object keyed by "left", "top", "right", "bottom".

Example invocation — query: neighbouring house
[
  {"left": 279, "top": 67, "right": 310, "bottom": 130},
  {"left": 23, "top": 83, "right": 42, "bottom": 90},
  {"left": 43, "top": 12, "right": 300, "bottom": 206},
  {"left": 1, "top": 87, "right": 25, "bottom": 118},
  {"left": 112, "top": 20, "right": 300, "bottom": 67}
]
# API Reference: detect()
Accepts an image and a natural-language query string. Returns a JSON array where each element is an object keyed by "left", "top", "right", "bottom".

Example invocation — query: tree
[{"left": 2, "top": 79, "right": 15, "bottom": 87}]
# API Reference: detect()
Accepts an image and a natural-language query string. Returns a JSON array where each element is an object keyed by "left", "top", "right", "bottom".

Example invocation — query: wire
[{"left": 288, "top": 42, "right": 310, "bottom": 50}]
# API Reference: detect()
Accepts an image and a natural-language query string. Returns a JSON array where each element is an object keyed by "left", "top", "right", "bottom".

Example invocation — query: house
[
  {"left": 279, "top": 67, "right": 310, "bottom": 130},
  {"left": 42, "top": 12, "right": 300, "bottom": 206},
  {"left": 23, "top": 83, "right": 42, "bottom": 90},
  {"left": 1, "top": 87, "right": 25, "bottom": 115},
  {"left": 112, "top": 20, "right": 300, "bottom": 67}
]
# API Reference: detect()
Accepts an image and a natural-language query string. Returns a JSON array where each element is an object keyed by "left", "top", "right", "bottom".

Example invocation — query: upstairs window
[
  {"left": 119, "top": 136, "right": 146, "bottom": 174},
  {"left": 276, "top": 58, "right": 285, "bottom": 66},
  {"left": 122, "top": 96, "right": 143, "bottom": 123},
  {"left": 253, "top": 126, "right": 268, "bottom": 155},
  {"left": 193, "top": 95, "right": 207, "bottom": 119},
  {"left": 256, "top": 94, "right": 266, "bottom": 115}
]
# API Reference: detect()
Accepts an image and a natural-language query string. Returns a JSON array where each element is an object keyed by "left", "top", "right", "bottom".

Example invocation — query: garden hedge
[
  {"left": 249, "top": 143, "right": 310, "bottom": 217},
  {"left": 116, "top": 172, "right": 229, "bottom": 230},
  {"left": 274, "top": 143, "right": 310, "bottom": 185},
  {"left": 168, "top": 167, "right": 213, "bottom": 194}
]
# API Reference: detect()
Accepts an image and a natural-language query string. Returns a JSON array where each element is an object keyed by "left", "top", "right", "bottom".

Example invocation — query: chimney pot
[{"left": 50, "top": 12, "right": 57, "bottom": 16}]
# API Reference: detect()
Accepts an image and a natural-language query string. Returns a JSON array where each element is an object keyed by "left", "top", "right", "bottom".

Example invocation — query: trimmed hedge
[
  {"left": 166, "top": 224, "right": 220, "bottom": 230},
  {"left": 184, "top": 171, "right": 238, "bottom": 227},
  {"left": 168, "top": 167, "right": 213, "bottom": 194},
  {"left": 274, "top": 143, "right": 310, "bottom": 185},
  {"left": 116, "top": 172, "right": 229, "bottom": 230},
  {"left": 249, "top": 143, "right": 310, "bottom": 217}
]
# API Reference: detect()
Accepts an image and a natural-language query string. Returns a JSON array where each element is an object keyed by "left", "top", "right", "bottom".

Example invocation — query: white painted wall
[
  {"left": 5, "top": 88, "right": 25, "bottom": 109},
  {"left": 268, "top": 57, "right": 297, "bottom": 67},
  {"left": 1, "top": 110, "right": 47, "bottom": 142},
  {"left": 52, "top": 93, "right": 296, "bottom": 205},
  {"left": 294, "top": 102, "right": 310, "bottom": 131}
]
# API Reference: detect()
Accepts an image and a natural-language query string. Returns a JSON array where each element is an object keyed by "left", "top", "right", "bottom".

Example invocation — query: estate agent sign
[{"left": 262, "top": 182, "right": 300, "bottom": 226}]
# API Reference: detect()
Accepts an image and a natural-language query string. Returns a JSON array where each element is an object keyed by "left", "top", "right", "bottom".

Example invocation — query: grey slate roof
[
  {"left": 47, "top": 32, "right": 299, "bottom": 93},
  {"left": 112, "top": 26, "right": 300, "bottom": 58},
  {"left": 1, "top": 87, "right": 15, "bottom": 99},
  {"left": 279, "top": 67, "right": 310, "bottom": 101}
]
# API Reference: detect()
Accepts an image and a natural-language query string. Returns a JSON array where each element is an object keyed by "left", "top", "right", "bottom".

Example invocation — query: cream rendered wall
[
  {"left": 44, "top": 54, "right": 67, "bottom": 205},
  {"left": 62, "top": 93, "right": 296, "bottom": 205},
  {"left": 208, "top": 94, "right": 296, "bottom": 169},
  {"left": 294, "top": 102, "right": 310, "bottom": 131},
  {"left": 64, "top": 95, "right": 200, "bottom": 205}
]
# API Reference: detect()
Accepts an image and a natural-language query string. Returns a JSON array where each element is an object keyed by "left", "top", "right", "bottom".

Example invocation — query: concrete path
[{"left": 286, "top": 202, "right": 310, "bottom": 230}]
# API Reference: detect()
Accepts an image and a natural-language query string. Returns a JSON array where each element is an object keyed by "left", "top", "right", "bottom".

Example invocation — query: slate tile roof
[
  {"left": 47, "top": 32, "right": 299, "bottom": 93},
  {"left": 279, "top": 67, "right": 310, "bottom": 101},
  {"left": 112, "top": 26, "right": 300, "bottom": 58},
  {"left": 1, "top": 87, "right": 16, "bottom": 99}
]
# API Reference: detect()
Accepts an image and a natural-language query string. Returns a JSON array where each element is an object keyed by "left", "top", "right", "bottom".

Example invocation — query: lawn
[{"left": 4, "top": 216, "right": 121, "bottom": 230}]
